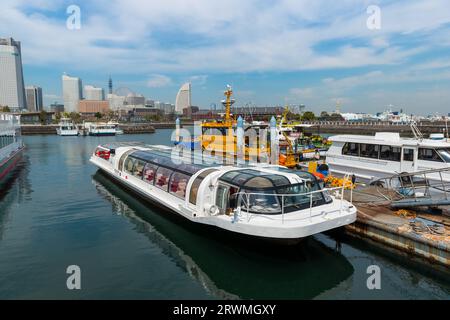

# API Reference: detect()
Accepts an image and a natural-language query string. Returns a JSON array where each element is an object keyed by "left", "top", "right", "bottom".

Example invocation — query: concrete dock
[{"left": 344, "top": 186, "right": 449, "bottom": 268}]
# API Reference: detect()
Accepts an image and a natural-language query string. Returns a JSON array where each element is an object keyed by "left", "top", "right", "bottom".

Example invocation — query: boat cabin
[
  {"left": 326, "top": 132, "right": 450, "bottom": 181},
  {"left": 97, "top": 145, "right": 331, "bottom": 218}
]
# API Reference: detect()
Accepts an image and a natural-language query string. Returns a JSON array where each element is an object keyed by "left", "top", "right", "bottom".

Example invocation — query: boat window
[
  {"left": 277, "top": 182, "right": 325, "bottom": 213},
  {"left": 403, "top": 148, "right": 414, "bottom": 161},
  {"left": 132, "top": 158, "right": 146, "bottom": 179},
  {"left": 189, "top": 169, "right": 218, "bottom": 205},
  {"left": 119, "top": 149, "right": 136, "bottom": 171},
  {"left": 155, "top": 167, "right": 173, "bottom": 191},
  {"left": 436, "top": 149, "right": 450, "bottom": 163},
  {"left": 380, "top": 145, "right": 401, "bottom": 162},
  {"left": 143, "top": 163, "right": 158, "bottom": 184},
  {"left": 129, "top": 150, "right": 210, "bottom": 176},
  {"left": 169, "top": 172, "right": 190, "bottom": 199},
  {"left": 418, "top": 148, "right": 444, "bottom": 162},
  {"left": 342, "top": 142, "right": 359, "bottom": 156},
  {"left": 360, "top": 144, "right": 379, "bottom": 159},
  {"left": 216, "top": 184, "right": 230, "bottom": 215},
  {"left": 124, "top": 157, "right": 136, "bottom": 174},
  {"left": 243, "top": 177, "right": 274, "bottom": 189},
  {"left": 239, "top": 191, "right": 281, "bottom": 214},
  {"left": 266, "top": 175, "right": 291, "bottom": 186}
]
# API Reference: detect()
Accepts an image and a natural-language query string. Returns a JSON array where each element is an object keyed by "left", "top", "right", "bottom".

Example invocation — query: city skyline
[{"left": 2, "top": 1, "right": 450, "bottom": 115}]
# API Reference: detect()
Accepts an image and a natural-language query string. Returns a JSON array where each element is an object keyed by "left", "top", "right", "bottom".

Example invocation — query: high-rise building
[
  {"left": 107, "top": 93, "right": 126, "bottom": 111},
  {"left": 84, "top": 85, "right": 104, "bottom": 101},
  {"left": 62, "top": 74, "right": 82, "bottom": 113},
  {"left": 25, "top": 86, "right": 43, "bottom": 112},
  {"left": 50, "top": 102, "right": 64, "bottom": 113},
  {"left": 125, "top": 93, "right": 145, "bottom": 106},
  {"left": 175, "top": 83, "right": 191, "bottom": 114},
  {"left": 78, "top": 100, "right": 109, "bottom": 114},
  {"left": 0, "top": 37, "right": 26, "bottom": 111},
  {"left": 108, "top": 76, "right": 113, "bottom": 95}
]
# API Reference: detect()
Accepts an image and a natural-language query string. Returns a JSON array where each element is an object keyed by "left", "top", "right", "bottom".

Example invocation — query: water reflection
[
  {"left": 92, "top": 171, "right": 354, "bottom": 299},
  {"left": 0, "top": 156, "right": 31, "bottom": 241}
]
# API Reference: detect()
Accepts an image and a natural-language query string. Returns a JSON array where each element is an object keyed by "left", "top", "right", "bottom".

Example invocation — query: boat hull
[
  {"left": 0, "top": 146, "right": 24, "bottom": 183},
  {"left": 88, "top": 132, "right": 116, "bottom": 136},
  {"left": 95, "top": 168, "right": 306, "bottom": 245},
  {"left": 57, "top": 130, "right": 79, "bottom": 136}
]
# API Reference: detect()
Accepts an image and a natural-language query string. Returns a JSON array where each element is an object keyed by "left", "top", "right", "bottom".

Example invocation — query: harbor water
[{"left": 0, "top": 130, "right": 449, "bottom": 299}]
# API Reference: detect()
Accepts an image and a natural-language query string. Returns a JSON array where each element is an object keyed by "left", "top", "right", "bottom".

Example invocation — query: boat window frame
[
  {"left": 359, "top": 143, "right": 380, "bottom": 159},
  {"left": 154, "top": 166, "right": 174, "bottom": 192},
  {"left": 436, "top": 148, "right": 450, "bottom": 163},
  {"left": 119, "top": 149, "right": 137, "bottom": 172},
  {"left": 131, "top": 158, "right": 146, "bottom": 179},
  {"left": 143, "top": 162, "right": 159, "bottom": 185},
  {"left": 215, "top": 182, "right": 240, "bottom": 215},
  {"left": 402, "top": 148, "right": 415, "bottom": 162},
  {"left": 189, "top": 169, "right": 218, "bottom": 205},
  {"left": 169, "top": 172, "right": 190, "bottom": 199},
  {"left": 418, "top": 148, "right": 445, "bottom": 163},
  {"left": 124, "top": 156, "right": 136, "bottom": 175},
  {"left": 342, "top": 142, "right": 360, "bottom": 157},
  {"left": 379, "top": 145, "right": 401, "bottom": 162}
]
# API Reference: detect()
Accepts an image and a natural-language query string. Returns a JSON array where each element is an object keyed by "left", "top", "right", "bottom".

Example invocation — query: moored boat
[
  {"left": 0, "top": 113, "right": 24, "bottom": 183},
  {"left": 84, "top": 122, "right": 117, "bottom": 136},
  {"left": 325, "top": 130, "right": 450, "bottom": 185},
  {"left": 90, "top": 142, "right": 357, "bottom": 242},
  {"left": 56, "top": 118, "right": 79, "bottom": 136}
]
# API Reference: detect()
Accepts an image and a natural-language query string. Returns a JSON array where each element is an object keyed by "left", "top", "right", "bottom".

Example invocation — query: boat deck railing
[
  {"left": 374, "top": 167, "right": 450, "bottom": 208},
  {"left": 235, "top": 176, "right": 353, "bottom": 224},
  {"left": 0, "top": 141, "right": 22, "bottom": 162},
  {"left": 0, "top": 119, "right": 20, "bottom": 136}
]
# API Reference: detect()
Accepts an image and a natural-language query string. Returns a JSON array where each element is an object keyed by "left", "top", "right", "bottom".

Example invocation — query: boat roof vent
[{"left": 374, "top": 132, "right": 400, "bottom": 141}]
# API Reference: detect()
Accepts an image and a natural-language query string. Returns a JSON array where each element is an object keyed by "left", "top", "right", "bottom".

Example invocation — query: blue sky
[{"left": 2, "top": 0, "right": 450, "bottom": 115}]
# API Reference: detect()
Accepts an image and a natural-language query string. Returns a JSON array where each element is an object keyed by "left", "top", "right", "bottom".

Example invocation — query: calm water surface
[{"left": 0, "top": 130, "right": 449, "bottom": 299}]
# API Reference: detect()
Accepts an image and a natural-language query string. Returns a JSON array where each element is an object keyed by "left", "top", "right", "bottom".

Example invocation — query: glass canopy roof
[{"left": 218, "top": 169, "right": 314, "bottom": 190}]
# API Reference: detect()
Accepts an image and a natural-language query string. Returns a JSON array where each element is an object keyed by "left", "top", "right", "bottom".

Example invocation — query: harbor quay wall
[
  {"left": 20, "top": 124, "right": 155, "bottom": 135},
  {"left": 140, "top": 121, "right": 449, "bottom": 135},
  {"left": 300, "top": 121, "right": 449, "bottom": 136},
  {"left": 19, "top": 121, "right": 448, "bottom": 136}
]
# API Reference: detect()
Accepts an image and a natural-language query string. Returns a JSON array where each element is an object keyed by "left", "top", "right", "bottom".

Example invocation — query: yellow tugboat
[
  {"left": 182, "top": 85, "right": 325, "bottom": 168},
  {"left": 200, "top": 85, "right": 272, "bottom": 163}
]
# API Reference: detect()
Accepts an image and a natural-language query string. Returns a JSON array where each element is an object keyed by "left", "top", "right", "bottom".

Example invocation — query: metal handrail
[
  {"left": 374, "top": 167, "right": 450, "bottom": 202},
  {"left": 235, "top": 178, "right": 353, "bottom": 224}
]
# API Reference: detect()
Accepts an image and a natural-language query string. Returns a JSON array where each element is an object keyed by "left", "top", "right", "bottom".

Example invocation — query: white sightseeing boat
[
  {"left": 84, "top": 122, "right": 117, "bottom": 136},
  {"left": 326, "top": 131, "right": 450, "bottom": 185},
  {"left": 90, "top": 143, "right": 356, "bottom": 242},
  {"left": 56, "top": 118, "right": 79, "bottom": 136}
]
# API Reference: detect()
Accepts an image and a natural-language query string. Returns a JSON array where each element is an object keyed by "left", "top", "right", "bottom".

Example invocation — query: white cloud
[
  {"left": 188, "top": 75, "right": 208, "bottom": 85},
  {"left": 2, "top": 0, "right": 450, "bottom": 74},
  {"left": 146, "top": 75, "right": 172, "bottom": 88},
  {"left": 289, "top": 87, "right": 314, "bottom": 98}
]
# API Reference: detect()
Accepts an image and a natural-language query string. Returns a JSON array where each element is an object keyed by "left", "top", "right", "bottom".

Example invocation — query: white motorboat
[
  {"left": 325, "top": 131, "right": 450, "bottom": 185},
  {"left": 84, "top": 122, "right": 116, "bottom": 136},
  {"left": 90, "top": 143, "right": 356, "bottom": 243},
  {"left": 56, "top": 118, "right": 79, "bottom": 136}
]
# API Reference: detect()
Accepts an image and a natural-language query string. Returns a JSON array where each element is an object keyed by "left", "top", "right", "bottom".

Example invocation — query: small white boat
[
  {"left": 109, "top": 122, "right": 124, "bottom": 135},
  {"left": 84, "top": 122, "right": 116, "bottom": 136},
  {"left": 56, "top": 118, "right": 79, "bottom": 136},
  {"left": 90, "top": 143, "right": 356, "bottom": 243}
]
